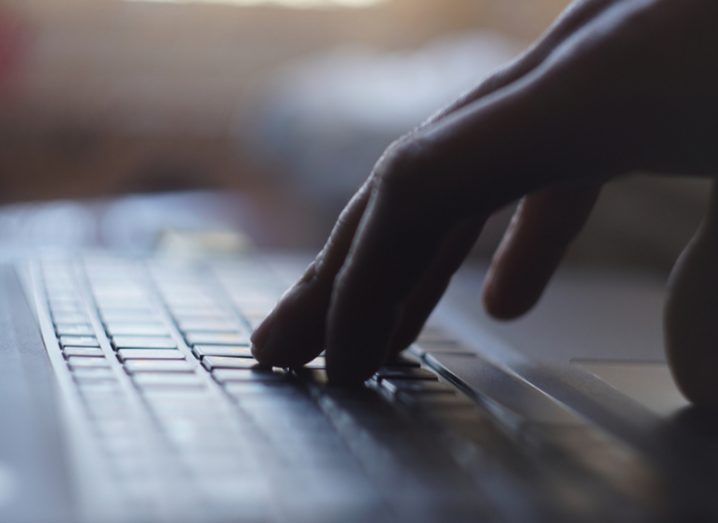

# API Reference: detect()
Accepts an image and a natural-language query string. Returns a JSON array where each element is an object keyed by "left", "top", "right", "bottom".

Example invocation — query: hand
[{"left": 251, "top": 0, "right": 718, "bottom": 406}]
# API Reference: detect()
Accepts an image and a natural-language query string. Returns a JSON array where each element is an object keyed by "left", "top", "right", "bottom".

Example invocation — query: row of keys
[
  {"left": 83, "top": 264, "right": 210, "bottom": 397},
  {"left": 42, "top": 263, "right": 159, "bottom": 510},
  {"left": 45, "top": 258, "right": 504, "bottom": 521},
  {"left": 152, "top": 268, "right": 252, "bottom": 351},
  {"left": 82, "top": 262, "right": 260, "bottom": 501}
]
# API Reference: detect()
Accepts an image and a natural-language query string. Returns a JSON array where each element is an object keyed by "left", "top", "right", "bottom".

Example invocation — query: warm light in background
[{"left": 125, "top": 0, "right": 384, "bottom": 7}]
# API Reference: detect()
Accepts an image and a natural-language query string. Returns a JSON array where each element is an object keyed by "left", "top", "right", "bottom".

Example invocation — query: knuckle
[{"left": 373, "top": 135, "right": 435, "bottom": 198}]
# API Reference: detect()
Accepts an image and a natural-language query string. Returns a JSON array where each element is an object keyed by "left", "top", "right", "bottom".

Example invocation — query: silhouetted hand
[{"left": 252, "top": 0, "right": 718, "bottom": 406}]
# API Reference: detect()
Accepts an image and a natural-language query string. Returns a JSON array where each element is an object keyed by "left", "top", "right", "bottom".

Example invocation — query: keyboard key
[
  {"left": 202, "top": 356, "right": 262, "bottom": 370},
  {"left": 71, "top": 367, "right": 116, "bottom": 379},
  {"left": 101, "top": 311, "right": 162, "bottom": 323},
  {"left": 106, "top": 324, "right": 170, "bottom": 337},
  {"left": 63, "top": 347, "right": 105, "bottom": 358},
  {"left": 178, "top": 320, "right": 244, "bottom": 333},
  {"left": 133, "top": 373, "right": 205, "bottom": 388},
  {"left": 185, "top": 333, "right": 249, "bottom": 347},
  {"left": 55, "top": 324, "right": 95, "bottom": 336},
  {"left": 124, "top": 360, "right": 195, "bottom": 373},
  {"left": 52, "top": 313, "right": 89, "bottom": 324},
  {"left": 375, "top": 368, "right": 437, "bottom": 381},
  {"left": 117, "top": 349, "right": 186, "bottom": 361},
  {"left": 193, "top": 345, "right": 253, "bottom": 358},
  {"left": 224, "top": 381, "right": 296, "bottom": 397},
  {"left": 49, "top": 302, "right": 83, "bottom": 314},
  {"left": 192, "top": 345, "right": 254, "bottom": 359},
  {"left": 77, "top": 378, "right": 121, "bottom": 391},
  {"left": 60, "top": 336, "right": 100, "bottom": 348},
  {"left": 202, "top": 356, "right": 267, "bottom": 371},
  {"left": 213, "top": 368, "right": 286, "bottom": 383},
  {"left": 381, "top": 379, "right": 456, "bottom": 396},
  {"left": 67, "top": 357, "right": 111, "bottom": 369},
  {"left": 382, "top": 355, "right": 421, "bottom": 369},
  {"left": 172, "top": 310, "right": 232, "bottom": 321},
  {"left": 112, "top": 337, "right": 177, "bottom": 350}
]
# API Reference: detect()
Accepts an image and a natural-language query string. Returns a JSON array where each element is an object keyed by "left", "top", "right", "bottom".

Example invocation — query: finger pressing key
[
  {"left": 251, "top": 184, "right": 371, "bottom": 367},
  {"left": 326, "top": 171, "right": 458, "bottom": 384}
]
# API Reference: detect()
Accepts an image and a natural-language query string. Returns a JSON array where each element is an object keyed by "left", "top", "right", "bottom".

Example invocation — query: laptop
[{"left": 0, "top": 199, "right": 715, "bottom": 522}]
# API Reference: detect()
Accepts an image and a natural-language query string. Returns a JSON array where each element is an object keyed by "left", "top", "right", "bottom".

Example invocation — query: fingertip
[
  {"left": 324, "top": 294, "right": 393, "bottom": 385},
  {"left": 250, "top": 329, "right": 273, "bottom": 365},
  {"left": 482, "top": 275, "right": 536, "bottom": 321},
  {"left": 250, "top": 278, "right": 331, "bottom": 368},
  {"left": 249, "top": 313, "right": 274, "bottom": 352}
]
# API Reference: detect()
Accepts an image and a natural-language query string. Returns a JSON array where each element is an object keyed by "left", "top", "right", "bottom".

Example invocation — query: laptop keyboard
[{"left": 27, "top": 254, "right": 657, "bottom": 522}]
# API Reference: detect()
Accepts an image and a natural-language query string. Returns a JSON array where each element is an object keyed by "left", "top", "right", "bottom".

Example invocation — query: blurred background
[{"left": 0, "top": 0, "right": 710, "bottom": 276}]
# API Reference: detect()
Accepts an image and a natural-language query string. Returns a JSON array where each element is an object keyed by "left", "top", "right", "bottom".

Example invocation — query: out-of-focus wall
[
  {"left": 0, "top": 0, "right": 709, "bottom": 274},
  {"left": 10, "top": 0, "right": 566, "bottom": 135},
  {"left": 2, "top": 0, "right": 568, "bottom": 201}
]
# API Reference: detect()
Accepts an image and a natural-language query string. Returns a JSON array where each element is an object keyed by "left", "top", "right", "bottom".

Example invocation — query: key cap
[
  {"left": 62, "top": 347, "right": 105, "bottom": 358},
  {"left": 101, "top": 314, "right": 162, "bottom": 325},
  {"left": 60, "top": 336, "right": 100, "bottom": 348},
  {"left": 74, "top": 375, "right": 118, "bottom": 385},
  {"left": 49, "top": 302, "right": 83, "bottom": 315},
  {"left": 55, "top": 324, "right": 95, "bottom": 336},
  {"left": 133, "top": 373, "right": 204, "bottom": 388},
  {"left": 202, "top": 356, "right": 263, "bottom": 370},
  {"left": 106, "top": 324, "right": 170, "bottom": 337},
  {"left": 171, "top": 309, "right": 231, "bottom": 321},
  {"left": 224, "top": 381, "right": 296, "bottom": 397},
  {"left": 71, "top": 367, "right": 116, "bottom": 379},
  {"left": 52, "top": 313, "right": 89, "bottom": 324},
  {"left": 67, "top": 356, "right": 110, "bottom": 369},
  {"left": 213, "top": 368, "right": 286, "bottom": 383},
  {"left": 101, "top": 311, "right": 162, "bottom": 323},
  {"left": 185, "top": 333, "right": 249, "bottom": 346},
  {"left": 124, "top": 360, "right": 195, "bottom": 373},
  {"left": 117, "top": 349, "right": 186, "bottom": 361},
  {"left": 381, "top": 379, "right": 456, "bottom": 396},
  {"left": 375, "top": 367, "right": 438, "bottom": 381},
  {"left": 67, "top": 357, "right": 111, "bottom": 369},
  {"left": 77, "top": 381, "right": 121, "bottom": 394},
  {"left": 179, "top": 320, "right": 244, "bottom": 333},
  {"left": 382, "top": 354, "right": 421, "bottom": 369},
  {"left": 193, "top": 345, "right": 253, "bottom": 358},
  {"left": 112, "top": 337, "right": 177, "bottom": 350}
]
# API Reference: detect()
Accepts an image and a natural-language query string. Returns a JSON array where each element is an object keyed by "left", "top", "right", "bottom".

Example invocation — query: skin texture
[{"left": 252, "top": 0, "right": 718, "bottom": 407}]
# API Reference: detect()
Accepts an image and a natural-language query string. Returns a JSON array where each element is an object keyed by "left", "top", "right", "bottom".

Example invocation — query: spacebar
[{"left": 420, "top": 351, "right": 581, "bottom": 425}]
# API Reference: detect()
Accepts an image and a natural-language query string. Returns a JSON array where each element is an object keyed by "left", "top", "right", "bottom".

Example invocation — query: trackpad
[{"left": 574, "top": 360, "right": 689, "bottom": 417}]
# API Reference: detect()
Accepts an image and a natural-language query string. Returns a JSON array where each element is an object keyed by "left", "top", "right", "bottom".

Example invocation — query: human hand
[{"left": 251, "top": 0, "right": 718, "bottom": 405}]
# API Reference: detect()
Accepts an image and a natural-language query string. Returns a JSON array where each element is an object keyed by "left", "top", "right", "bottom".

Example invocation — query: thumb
[{"left": 665, "top": 182, "right": 718, "bottom": 408}]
